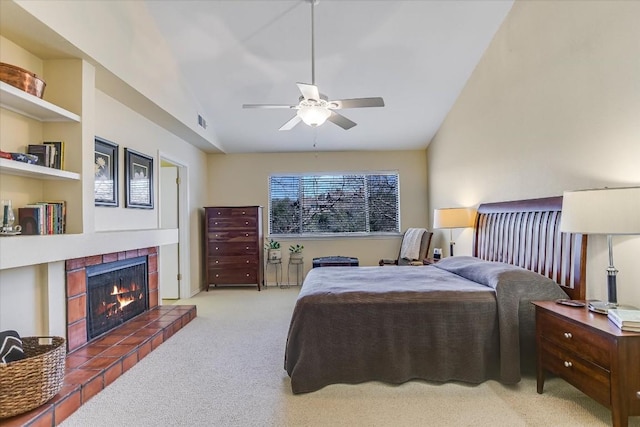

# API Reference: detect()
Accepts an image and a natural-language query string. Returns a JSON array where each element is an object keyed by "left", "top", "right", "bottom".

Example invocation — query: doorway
[{"left": 158, "top": 154, "right": 190, "bottom": 300}]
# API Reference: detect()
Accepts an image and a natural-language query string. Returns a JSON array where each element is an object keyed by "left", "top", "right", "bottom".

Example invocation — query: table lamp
[
  {"left": 560, "top": 186, "right": 640, "bottom": 313},
  {"left": 433, "top": 207, "right": 475, "bottom": 257}
]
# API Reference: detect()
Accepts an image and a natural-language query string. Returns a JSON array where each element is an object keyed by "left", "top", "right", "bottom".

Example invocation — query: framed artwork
[
  {"left": 125, "top": 148, "right": 154, "bottom": 209},
  {"left": 94, "top": 137, "right": 119, "bottom": 207}
]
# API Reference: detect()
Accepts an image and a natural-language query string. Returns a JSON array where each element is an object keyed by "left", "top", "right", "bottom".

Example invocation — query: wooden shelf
[
  {"left": 0, "top": 81, "right": 80, "bottom": 122},
  {"left": 0, "top": 158, "right": 80, "bottom": 181}
]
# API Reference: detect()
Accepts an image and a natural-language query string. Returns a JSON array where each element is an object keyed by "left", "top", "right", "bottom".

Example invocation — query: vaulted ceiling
[{"left": 145, "top": 1, "right": 513, "bottom": 153}]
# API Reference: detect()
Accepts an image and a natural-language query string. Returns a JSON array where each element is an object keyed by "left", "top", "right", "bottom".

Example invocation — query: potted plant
[
  {"left": 289, "top": 244, "right": 304, "bottom": 262},
  {"left": 265, "top": 238, "right": 281, "bottom": 261}
]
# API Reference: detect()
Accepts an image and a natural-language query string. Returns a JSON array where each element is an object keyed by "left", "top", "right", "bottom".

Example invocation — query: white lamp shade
[
  {"left": 433, "top": 207, "right": 476, "bottom": 229},
  {"left": 560, "top": 186, "right": 640, "bottom": 235},
  {"left": 297, "top": 106, "right": 331, "bottom": 127}
]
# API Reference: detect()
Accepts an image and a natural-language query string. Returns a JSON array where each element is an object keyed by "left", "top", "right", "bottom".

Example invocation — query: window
[{"left": 269, "top": 172, "right": 400, "bottom": 236}]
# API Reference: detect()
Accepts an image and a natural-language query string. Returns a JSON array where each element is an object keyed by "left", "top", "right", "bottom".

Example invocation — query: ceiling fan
[{"left": 242, "top": 0, "right": 385, "bottom": 131}]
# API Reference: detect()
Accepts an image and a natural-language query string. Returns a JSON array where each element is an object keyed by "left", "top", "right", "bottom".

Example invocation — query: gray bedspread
[{"left": 284, "top": 256, "right": 568, "bottom": 394}]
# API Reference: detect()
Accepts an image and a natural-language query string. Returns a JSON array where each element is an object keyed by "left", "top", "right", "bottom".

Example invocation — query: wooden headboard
[{"left": 472, "top": 196, "right": 587, "bottom": 300}]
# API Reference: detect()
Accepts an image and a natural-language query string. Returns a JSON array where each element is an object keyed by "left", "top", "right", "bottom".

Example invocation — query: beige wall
[
  {"left": 208, "top": 150, "right": 428, "bottom": 284},
  {"left": 94, "top": 90, "right": 209, "bottom": 297},
  {"left": 427, "top": 1, "right": 640, "bottom": 306}
]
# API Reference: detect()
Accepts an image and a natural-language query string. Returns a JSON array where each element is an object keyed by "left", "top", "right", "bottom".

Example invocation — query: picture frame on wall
[
  {"left": 94, "top": 137, "right": 119, "bottom": 207},
  {"left": 125, "top": 148, "right": 154, "bottom": 209}
]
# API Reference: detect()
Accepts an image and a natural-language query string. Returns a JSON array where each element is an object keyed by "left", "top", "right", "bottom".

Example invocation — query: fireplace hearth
[{"left": 86, "top": 256, "right": 148, "bottom": 341}]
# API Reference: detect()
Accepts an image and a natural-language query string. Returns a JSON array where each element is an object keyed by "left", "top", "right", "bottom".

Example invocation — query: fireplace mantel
[{"left": 0, "top": 228, "right": 177, "bottom": 270}]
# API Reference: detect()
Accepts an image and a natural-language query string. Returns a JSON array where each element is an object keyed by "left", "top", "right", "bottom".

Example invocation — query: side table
[{"left": 532, "top": 300, "right": 640, "bottom": 427}]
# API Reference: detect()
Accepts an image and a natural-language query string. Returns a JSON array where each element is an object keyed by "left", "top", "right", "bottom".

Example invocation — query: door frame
[{"left": 158, "top": 151, "right": 191, "bottom": 300}]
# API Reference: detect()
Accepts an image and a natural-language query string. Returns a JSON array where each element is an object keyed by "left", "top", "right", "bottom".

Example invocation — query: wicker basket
[
  {"left": 0, "top": 62, "right": 46, "bottom": 98},
  {"left": 0, "top": 336, "right": 66, "bottom": 419}
]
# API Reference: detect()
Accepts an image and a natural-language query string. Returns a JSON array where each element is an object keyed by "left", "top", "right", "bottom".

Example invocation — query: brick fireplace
[
  {"left": 65, "top": 247, "right": 159, "bottom": 352},
  {"left": 3, "top": 248, "right": 196, "bottom": 427}
]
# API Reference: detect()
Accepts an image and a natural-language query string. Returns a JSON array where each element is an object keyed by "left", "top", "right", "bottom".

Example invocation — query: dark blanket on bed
[{"left": 284, "top": 257, "right": 568, "bottom": 393}]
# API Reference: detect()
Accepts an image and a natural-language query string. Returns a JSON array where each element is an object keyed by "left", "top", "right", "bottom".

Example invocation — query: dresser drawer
[
  {"left": 207, "top": 230, "right": 257, "bottom": 242},
  {"left": 207, "top": 255, "right": 259, "bottom": 267},
  {"left": 537, "top": 311, "right": 611, "bottom": 369},
  {"left": 208, "top": 216, "right": 258, "bottom": 230},
  {"left": 208, "top": 242, "right": 258, "bottom": 256},
  {"left": 206, "top": 207, "right": 258, "bottom": 219},
  {"left": 541, "top": 339, "right": 611, "bottom": 407},
  {"left": 207, "top": 268, "right": 258, "bottom": 285}
]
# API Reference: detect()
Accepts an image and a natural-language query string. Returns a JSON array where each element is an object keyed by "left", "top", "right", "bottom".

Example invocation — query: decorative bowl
[{"left": 0, "top": 62, "right": 46, "bottom": 98}]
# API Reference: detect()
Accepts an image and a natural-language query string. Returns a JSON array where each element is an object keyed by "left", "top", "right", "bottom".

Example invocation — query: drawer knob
[
  {"left": 246, "top": 260, "right": 250, "bottom": 263},
  {"left": 246, "top": 233, "right": 249, "bottom": 237},
  {"left": 563, "top": 332, "right": 573, "bottom": 339},
  {"left": 246, "top": 246, "right": 249, "bottom": 250},
  {"left": 245, "top": 221, "right": 249, "bottom": 225},
  {"left": 215, "top": 274, "right": 219, "bottom": 278},
  {"left": 215, "top": 247, "right": 219, "bottom": 250},
  {"left": 246, "top": 273, "right": 250, "bottom": 277},
  {"left": 636, "top": 391, "right": 640, "bottom": 400},
  {"left": 215, "top": 260, "right": 219, "bottom": 264},
  {"left": 214, "top": 222, "right": 218, "bottom": 225},
  {"left": 242, "top": 211, "right": 246, "bottom": 214},
  {"left": 563, "top": 361, "right": 573, "bottom": 368}
]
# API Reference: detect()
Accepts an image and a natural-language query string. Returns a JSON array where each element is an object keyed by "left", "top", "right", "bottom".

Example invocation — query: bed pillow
[
  {"left": 0, "top": 330, "right": 25, "bottom": 363},
  {"left": 434, "top": 256, "right": 561, "bottom": 291}
]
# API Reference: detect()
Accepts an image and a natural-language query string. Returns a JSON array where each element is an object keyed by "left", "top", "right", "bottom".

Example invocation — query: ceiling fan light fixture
[{"left": 297, "top": 105, "right": 331, "bottom": 127}]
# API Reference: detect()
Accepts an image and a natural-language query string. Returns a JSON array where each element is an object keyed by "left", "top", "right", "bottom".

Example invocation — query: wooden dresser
[
  {"left": 533, "top": 301, "right": 640, "bottom": 427},
  {"left": 204, "top": 206, "right": 263, "bottom": 291}
]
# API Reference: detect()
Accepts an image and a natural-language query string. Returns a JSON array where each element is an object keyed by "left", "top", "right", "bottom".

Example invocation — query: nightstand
[
  {"left": 532, "top": 301, "right": 640, "bottom": 427},
  {"left": 422, "top": 257, "right": 440, "bottom": 265}
]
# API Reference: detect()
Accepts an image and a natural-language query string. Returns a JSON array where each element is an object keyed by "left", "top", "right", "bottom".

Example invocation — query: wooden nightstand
[{"left": 532, "top": 301, "right": 640, "bottom": 427}]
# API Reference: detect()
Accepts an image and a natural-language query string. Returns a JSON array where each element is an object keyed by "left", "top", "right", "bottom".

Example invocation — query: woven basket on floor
[{"left": 0, "top": 336, "right": 66, "bottom": 419}]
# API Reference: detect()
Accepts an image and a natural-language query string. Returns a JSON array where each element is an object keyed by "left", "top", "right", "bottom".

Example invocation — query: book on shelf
[
  {"left": 43, "top": 141, "right": 64, "bottom": 169},
  {"left": 27, "top": 144, "right": 50, "bottom": 167},
  {"left": 607, "top": 308, "right": 640, "bottom": 332},
  {"left": 18, "top": 206, "right": 42, "bottom": 235}
]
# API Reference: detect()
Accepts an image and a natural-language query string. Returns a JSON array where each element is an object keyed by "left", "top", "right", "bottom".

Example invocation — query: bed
[{"left": 284, "top": 196, "right": 587, "bottom": 394}]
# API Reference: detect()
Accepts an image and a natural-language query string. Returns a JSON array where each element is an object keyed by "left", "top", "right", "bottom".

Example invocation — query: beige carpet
[{"left": 61, "top": 287, "right": 638, "bottom": 427}]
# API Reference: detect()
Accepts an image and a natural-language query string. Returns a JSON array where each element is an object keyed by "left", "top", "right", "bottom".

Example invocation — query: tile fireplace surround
[{"left": 0, "top": 248, "right": 197, "bottom": 427}]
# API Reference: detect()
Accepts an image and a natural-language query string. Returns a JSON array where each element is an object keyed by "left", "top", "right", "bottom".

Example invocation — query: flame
[{"left": 106, "top": 283, "right": 139, "bottom": 312}]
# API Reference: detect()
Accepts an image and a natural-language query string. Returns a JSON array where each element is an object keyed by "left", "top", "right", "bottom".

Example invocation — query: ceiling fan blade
[
  {"left": 330, "top": 97, "right": 385, "bottom": 109},
  {"left": 279, "top": 115, "right": 302, "bottom": 131},
  {"left": 242, "top": 104, "right": 296, "bottom": 109},
  {"left": 296, "top": 83, "right": 320, "bottom": 101},
  {"left": 327, "top": 111, "right": 357, "bottom": 130}
]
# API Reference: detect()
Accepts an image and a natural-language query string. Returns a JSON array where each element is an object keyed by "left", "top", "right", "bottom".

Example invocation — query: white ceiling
[{"left": 145, "top": 1, "right": 513, "bottom": 154}]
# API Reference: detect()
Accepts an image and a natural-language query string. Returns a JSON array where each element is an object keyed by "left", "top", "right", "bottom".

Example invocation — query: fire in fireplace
[{"left": 86, "top": 256, "right": 149, "bottom": 340}]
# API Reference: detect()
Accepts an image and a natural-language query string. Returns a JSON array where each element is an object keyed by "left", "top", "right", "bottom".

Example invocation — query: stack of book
[
  {"left": 607, "top": 308, "right": 640, "bottom": 332},
  {"left": 26, "top": 141, "right": 64, "bottom": 169},
  {"left": 17, "top": 201, "right": 66, "bottom": 235}
]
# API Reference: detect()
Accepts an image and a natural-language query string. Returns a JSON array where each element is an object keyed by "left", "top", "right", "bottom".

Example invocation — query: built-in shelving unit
[
  {"left": 0, "top": 59, "right": 85, "bottom": 250},
  {"left": 0, "top": 81, "right": 81, "bottom": 122}
]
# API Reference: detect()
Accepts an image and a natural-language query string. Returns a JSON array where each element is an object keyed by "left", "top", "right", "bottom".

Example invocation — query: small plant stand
[
  {"left": 286, "top": 257, "right": 304, "bottom": 288},
  {"left": 265, "top": 259, "right": 282, "bottom": 288}
]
